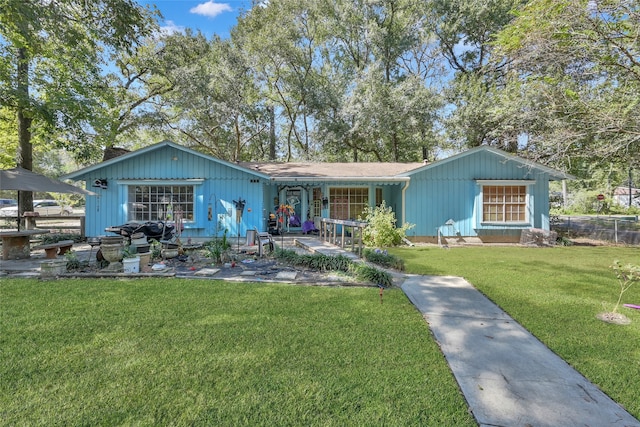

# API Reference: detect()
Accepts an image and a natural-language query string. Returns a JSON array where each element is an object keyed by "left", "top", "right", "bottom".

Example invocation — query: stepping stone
[
  {"left": 194, "top": 268, "right": 220, "bottom": 276},
  {"left": 276, "top": 271, "right": 297, "bottom": 280},
  {"left": 240, "top": 270, "right": 258, "bottom": 276}
]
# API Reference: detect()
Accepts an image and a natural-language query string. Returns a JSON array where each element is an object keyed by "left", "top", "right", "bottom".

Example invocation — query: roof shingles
[{"left": 239, "top": 162, "right": 425, "bottom": 179}]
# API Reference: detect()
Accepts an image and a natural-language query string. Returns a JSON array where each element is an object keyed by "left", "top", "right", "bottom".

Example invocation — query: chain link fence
[{"left": 552, "top": 215, "right": 640, "bottom": 245}]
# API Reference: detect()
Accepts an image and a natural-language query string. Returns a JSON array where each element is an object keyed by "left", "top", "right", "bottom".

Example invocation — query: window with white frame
[
  {"left": 482, "top": 184, "right": 527, "bottom": 223},
  {"left": 127, "top": 185, "right": 194, "bottom": 222},
  {"left": 330, "top": 187, "right": 368, "bottom": 220}
]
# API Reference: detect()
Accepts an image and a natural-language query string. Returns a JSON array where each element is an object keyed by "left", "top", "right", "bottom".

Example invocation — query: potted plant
[{"left": 122, "top": 244, "right": 140, "bottom": 273}]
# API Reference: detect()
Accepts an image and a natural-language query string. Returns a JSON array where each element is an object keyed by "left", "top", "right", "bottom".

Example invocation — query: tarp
[{"left": 0, "top": 167, "right": 95, "bottom": 195}]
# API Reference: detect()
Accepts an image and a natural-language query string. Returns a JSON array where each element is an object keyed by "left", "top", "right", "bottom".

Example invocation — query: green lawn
[
  {"left": 1, "top": 279, "right": 474, "bottom": 426},
  {"left": 3, "top": 246, "right": 639, "bottom": 425},
  {"left": 392, "top": 245, "right": 640, "bottom": 419}
]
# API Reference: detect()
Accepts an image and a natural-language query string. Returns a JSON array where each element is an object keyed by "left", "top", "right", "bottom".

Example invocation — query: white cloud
[
  {"left": 189, "top": 1, "right": 233, "bottom": 18},
  {"left": 160, "top": 20, "right": 185, "bottom": 35}
]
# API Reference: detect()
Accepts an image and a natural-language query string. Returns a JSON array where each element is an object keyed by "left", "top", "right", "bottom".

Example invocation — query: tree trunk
[
  {"left": 17, "top": 47, "right": 33, "bottom": 222},
  {"left": 234, "top": 116, "right": 241, "bottom": 162},
  {"left": 268, "top": 105, "right": 276, "bottom": 160}
]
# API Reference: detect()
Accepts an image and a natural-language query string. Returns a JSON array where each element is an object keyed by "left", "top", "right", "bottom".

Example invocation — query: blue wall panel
[
  {"left": 71, "top": 143, "right": 557, "bottom": 240},
  {"left": 77, "top": 145, "right": 266, "bottom": 239},
  {"left": 404, "top": 150, "right": 552, "bottom": 237}
]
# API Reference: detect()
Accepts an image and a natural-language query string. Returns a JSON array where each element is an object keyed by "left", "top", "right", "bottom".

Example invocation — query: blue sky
[{"left": 136, "top": 0, "right": 252, "bottom": 38}]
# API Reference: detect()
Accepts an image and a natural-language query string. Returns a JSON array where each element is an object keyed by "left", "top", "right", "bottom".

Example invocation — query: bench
[{"left": 33, "top": 240, "right": 74, "bottom": 259}]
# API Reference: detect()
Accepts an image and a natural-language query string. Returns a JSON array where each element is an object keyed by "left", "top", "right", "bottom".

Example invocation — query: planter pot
[
  {"left": 138, "top": 252, "right": 152, "bottom": 271},
  {"left": 131, "top": 236, "right": 148, "bottom": 246},
  {"left": 40, "top": 259, "right": 67, "bottom": 278},
  {"left": 100, "top": 243, "right": 124, "bottom": 263},
  {"left": 123, "top": 256, "right": 140, "bottom": 273},
  {"left": 134, "top": 244, "right": 150, "bottom": 254},
  {"left": 161, "top": 248, "right": 179, "bottom": 259},
  {"left": 101, "top": 236, "right": 124, "bottom": 245}
]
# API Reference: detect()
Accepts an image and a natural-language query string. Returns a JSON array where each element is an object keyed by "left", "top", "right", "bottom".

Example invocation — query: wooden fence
[{"left": 1, "top": 215, "right": 85, "bottom": 238}]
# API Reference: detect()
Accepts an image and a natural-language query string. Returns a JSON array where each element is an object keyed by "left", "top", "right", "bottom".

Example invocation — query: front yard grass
[
  {"left": 1, "top": 279, "right": 474, "bottom": 426},
  {"left": 392, "top": 245, "right": 640, "bottom": 419}
]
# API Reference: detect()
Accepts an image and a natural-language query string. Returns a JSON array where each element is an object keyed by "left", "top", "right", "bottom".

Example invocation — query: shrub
[
  {"left": 41, "top": 233, "right": 82, "bottom": 244},
  {"left": 204, "top": 231, "right": 232, "bottom": 264},
  {"left": 359, "top": 201, "right": 414, "bottom": 247},
  {"left": 275, "top": 249, "right": 351, "bottom": 272},
  {"left": 610, "top": 260, "right": 640, "bottom": 313},
  {"left": 363, "top": 248, "right": 405, "bottom": 271},
  {"left": 349, "top": 263, "right": 393, "bottom": 287},
  {"left": 274, "top": 249, "right": 393, "bottom": 286},
  {"left": 64, "top": 250, "right": 87, "bottom": 271}
]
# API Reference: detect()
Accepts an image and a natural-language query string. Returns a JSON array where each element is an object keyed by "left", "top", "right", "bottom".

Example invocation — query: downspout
[
  {"left": 401, "top": 179, "right": 415, "bottom": 246},
  {"left": 401, "top": 179, "right": 410, "bottom": 226}
]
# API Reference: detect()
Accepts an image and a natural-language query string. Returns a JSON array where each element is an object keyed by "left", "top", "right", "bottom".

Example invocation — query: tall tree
[
  {"left": 153, "top": 34, "right": 268, "bottom": 162},
  {"left": 0, "top": 0, "right": 158, "bottom": 215},
  {"left": 429, "top": 0, "right": 527, "bottom": 150},
  {"left": 234, "top": 0, "right": 325, "bottom": 161},
  {"left": 102, "top": 30, "right": 213, "bottom": 153},
  {"left": 493, "top": 0, "right": 640, "bottom": 173},
  {"left": 315, "top": 0, "right": 443, "bottom": 161}
]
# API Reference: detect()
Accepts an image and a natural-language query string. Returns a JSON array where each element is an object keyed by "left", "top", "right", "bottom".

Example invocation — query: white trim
[
  {"left": 62, "top": 141, "right": 271, "bottom": 181},
  {"left": 476, "top": 179, "right": 535, "bottom": 186},
  {"left": 480, "top": 221, "right": 530, "bottom": 226},
  {"left": 478, "top": 182, "right": 531, "bottom": 225},
  {"left": 403, "top": 146, "right": 574, "bottom": 181},
  {"left": 270, "top": 177, "right": 410, "bottom": 183},
  {"left": 123, "top": 181, "right": 202, "bottom": 223},
  {"left": 117, "top": 179, "right": 205, "bottom": 186}
]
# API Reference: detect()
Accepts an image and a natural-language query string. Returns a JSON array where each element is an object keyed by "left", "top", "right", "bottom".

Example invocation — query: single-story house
[{"left": 62, "top": 140, "right": 572, "bottom": 243}]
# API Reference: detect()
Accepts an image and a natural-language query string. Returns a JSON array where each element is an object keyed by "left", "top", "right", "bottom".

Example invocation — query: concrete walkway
[{"left": 402, "top": 274, "right": 640, "bottom": 427}]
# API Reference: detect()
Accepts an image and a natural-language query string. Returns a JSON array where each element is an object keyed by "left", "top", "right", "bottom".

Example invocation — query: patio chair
[{"left": 254, "top": 227, "right": 274, "bottom": 257}]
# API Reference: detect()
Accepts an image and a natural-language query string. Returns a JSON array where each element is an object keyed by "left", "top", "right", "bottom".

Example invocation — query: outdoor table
[{"left": 0, "top": 229, "right": 50, "bottom": 260}]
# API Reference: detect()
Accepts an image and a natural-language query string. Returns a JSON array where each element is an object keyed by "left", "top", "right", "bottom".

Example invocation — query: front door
[{"left": 281, "top": 187, "right": 303, "bottom": 231}]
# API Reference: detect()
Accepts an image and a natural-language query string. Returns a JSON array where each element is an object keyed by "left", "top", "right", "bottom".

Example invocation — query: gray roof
[{"left": 240, "top": 161, "right": 424, "bottom": 181}]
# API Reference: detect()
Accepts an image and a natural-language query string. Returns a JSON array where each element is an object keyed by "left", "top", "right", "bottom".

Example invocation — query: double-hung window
[{"left": 480, "top": 183, "right": 529, "bottom": 223}]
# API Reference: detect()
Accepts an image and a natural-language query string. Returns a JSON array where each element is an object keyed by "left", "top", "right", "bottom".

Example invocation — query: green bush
[
  {"left": 64, "top": 250, "right": 88, "bottom": 271},
  {"left": 203, "top": 231, "right": 231, "bottom": 263},
  {"left": 349, "top": 263, "right": 393, "bottom": 287},
  {"left": 363, "top": 248, "right": 405, "bottom": 271},
  {"left": 360, "top": 201, "right": 414, "bottom": 247},
  {"left": 274, "top": 249, "right": 393, "bottom": 286},
  {"left": 275, "top": 249, "right": 351, "bottom": 272},
  {"left": 41, "top": 233, "right": 82, "bottom": 244}
]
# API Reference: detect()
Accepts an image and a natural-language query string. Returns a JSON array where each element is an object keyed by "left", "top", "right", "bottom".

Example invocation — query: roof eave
[
  {"left": 61, "top": 140, "right": 270, "bottom": 180},
  {"left": 269, "top": 176, "right": 411, "bottom": 183}
]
